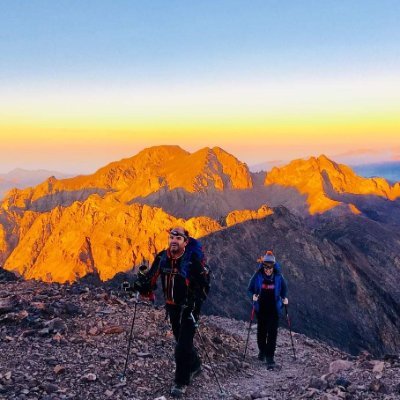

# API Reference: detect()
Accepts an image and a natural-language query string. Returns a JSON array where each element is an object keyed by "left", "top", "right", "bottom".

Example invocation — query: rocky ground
[{"left": 0, "top": 278, "right": 399, "bottom": 400}]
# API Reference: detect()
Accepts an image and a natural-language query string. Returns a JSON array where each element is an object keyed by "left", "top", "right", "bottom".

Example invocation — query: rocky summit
[{"left": 0, "top": 279, "right": 399, "bottom": 400}]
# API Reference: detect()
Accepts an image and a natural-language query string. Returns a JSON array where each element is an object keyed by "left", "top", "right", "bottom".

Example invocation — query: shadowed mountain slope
[{"left": 201, "top": 207, "right": 400, "bottom": 357}]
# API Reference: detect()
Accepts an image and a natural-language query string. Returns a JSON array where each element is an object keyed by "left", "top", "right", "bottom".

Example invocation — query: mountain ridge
[{"left": 1, "top": 145, "right": 400, "bottom": 356}]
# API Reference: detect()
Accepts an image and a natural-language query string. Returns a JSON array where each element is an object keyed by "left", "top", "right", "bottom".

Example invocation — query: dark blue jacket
[{"left": 247, "top": 263, "right": 287, "bottom": 316}]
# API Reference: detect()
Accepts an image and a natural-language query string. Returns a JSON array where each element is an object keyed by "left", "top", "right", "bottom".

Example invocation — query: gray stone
[
  {"left": 42, "top": 383, "right": 59, "bottom": 393},
  {"left": 309, "top": 376, "right": 328, "bottom": 390},
  {"left": 329, "top": 360, "right": 354, "bottom": 374},
  {"left": 44, "top": 318, "right": 68, "bottom": 334}
]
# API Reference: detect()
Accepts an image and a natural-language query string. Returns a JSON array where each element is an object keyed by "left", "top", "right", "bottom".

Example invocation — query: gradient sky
[{"left": 1, "top": 1, "right": 400, "bottom": 173}]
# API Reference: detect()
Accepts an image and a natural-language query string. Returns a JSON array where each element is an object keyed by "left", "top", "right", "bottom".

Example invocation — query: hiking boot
[
  {"left": 190, "top": 365, "right": 202, "bottom": 382},
  {"left": 170, "top": 384, "right": 187, "bottom": 397},
  {"left": 258, "top": 352, "right": 266, "bottom": 361},
  {"left": 266, "top": 357, "right": 276, "bottom": 369}
]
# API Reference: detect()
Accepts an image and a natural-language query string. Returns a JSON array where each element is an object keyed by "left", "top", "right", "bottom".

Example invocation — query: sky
[{"left": 1, "top": 1, "right": 400, "bottom": 174}]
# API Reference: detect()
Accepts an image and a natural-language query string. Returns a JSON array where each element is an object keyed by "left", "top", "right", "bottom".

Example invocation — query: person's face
[
  {"left": 168, "top": 230, "right": 188, "bottom": 253},
  {"left": 263, "top": 262, "right": 274, "bottom": 276}
]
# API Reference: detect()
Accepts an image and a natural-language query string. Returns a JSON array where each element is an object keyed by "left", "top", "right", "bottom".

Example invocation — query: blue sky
[
  {"left": 1, "top": 1, "right": 400, "bottom": 173},
  {"left": 2, "top": 1, "right": 399, "bottom": 84}
]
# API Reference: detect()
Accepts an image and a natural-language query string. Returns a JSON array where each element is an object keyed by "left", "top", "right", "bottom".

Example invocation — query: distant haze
[
  {"left": 352, "top": 162, "right": 400, "bottom": 183},
  {"left": 0, "top": 168, "right": 73, "bottom": 198}
]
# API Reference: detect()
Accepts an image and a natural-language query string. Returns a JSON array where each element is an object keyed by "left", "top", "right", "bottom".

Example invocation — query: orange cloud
[{"left": 334, "top": 148, "right": 381, "bottom": 157}]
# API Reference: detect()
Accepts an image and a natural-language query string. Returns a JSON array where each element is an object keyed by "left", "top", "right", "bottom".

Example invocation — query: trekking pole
[
  {"left": 243, "top": 304, "right": 255, "bottom": 360},
  {"left": 284, "top": 304, "right": 296, "bottom": 360},
  {"left": 190, "top": 313, "right": 225, "bottom": 395},
  {"left": 120, "top": 291, "right": 139, "bottom": 382}
]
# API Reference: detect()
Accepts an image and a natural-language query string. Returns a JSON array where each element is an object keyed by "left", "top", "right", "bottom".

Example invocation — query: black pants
[
  {"left": 256, "top": 311, "right": 279, "bottom": 359},
  {"left": 167, "top": 304, "right": 201, "bottom": 385}
]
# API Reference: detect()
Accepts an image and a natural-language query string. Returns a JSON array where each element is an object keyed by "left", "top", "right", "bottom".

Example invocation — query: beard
[{"left": 169, "top": 243, "right": 180, "bottom": 254}]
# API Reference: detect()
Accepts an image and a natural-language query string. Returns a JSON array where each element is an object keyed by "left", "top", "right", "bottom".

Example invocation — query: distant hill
[
  {"left": 353, "top": 161, "right": 400, "bottom": 183},
  {"left": 249, "top": 160, "right": 285, "bottom": 172},
  {"left": 0, "top": 168, "right": 72, "bottom": 199}
]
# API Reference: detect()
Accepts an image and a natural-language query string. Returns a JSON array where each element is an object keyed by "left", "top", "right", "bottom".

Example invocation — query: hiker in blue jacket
[{"left": 247, "top": 251, "right": 288, "bottom": 368}]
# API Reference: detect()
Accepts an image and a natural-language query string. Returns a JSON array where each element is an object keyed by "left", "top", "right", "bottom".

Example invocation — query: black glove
[
  {"left": 132, "top": 275, "right": 154, "bottom": 294},
  {"left": 121, "top": 281, "right": 136, "bottom": 293}
]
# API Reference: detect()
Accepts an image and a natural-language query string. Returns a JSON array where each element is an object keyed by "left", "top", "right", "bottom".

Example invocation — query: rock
[
  {"left": 369, "top": 379, "right": 388, "bottom": 394},
  {"left": 305, "top": 388, "right": 321, "bottom": 398},
  {"left": 321, "top": 394, "right": 341, "bottom": 400},
  {"left": 81, "top": 373, "right": 97, "bottom": 382},
  {"left": 42, "top": 383, "right": 59, "bottom": 393},
  {"left": 45, "top": 357, "right": 58, "bottom": 366},
  {"left": 0, "top": 296, "right": 18, "bottom": 314},
  {"left": 335, "top": 377, "right": 350, "bottom": 388},
  {"left": 20, "top": 329, "right": 36, "bottom": 338},
  {"left": 88, "top": 327, "right": 98, "bottom": 335},
  {"left": 105, "top": 389, "right": 114, "bottom": 397},
  {"left": 136, "top": 352, "right": 153, "bottom": 358},
  {"left": 44, "top": 318, "right": 68, "bottom": 334},
  {"left": 62, "top": 302, "right": 82, "bottom": 316},
  {"left": 329, "top": 360, "right": 354, "bottom": 374},
  {"left": 372, "top": 361, "right": 385, "bottom": 373},
  {"left": 53, "top": 332, "right": 65, "bottom": 343},
  {"left": 347, "top": 385, "right": 357, "bottom": 393},
  {"left": 30, "top": 302, "right": 47, "bottom": 311},
  {"left": 309, "top": 376, "right": 328, "bottom": 390},
  {"left": 359, "top": 360, "right": 375, "bottom": 369},
  {"left": 0, "top": 269, "right": 18, "bottom": 282},
  {"left": 38, "top": 327, "right": 50, "bottom": 336},
  {"left": 53, "top": 365, "right": 66, "bottom": 374},
  {"left": 359, "top": 350, "right": 372, "bottom": 360},
  {"left": 212, "top": 336, "right": 223, "bottom": 344},
  {"left": 102, "top": 325, "right": 125, "bottom": 334},
  {"left": 4, "top": 371, "right": 12, "bottom": 380},
  {"left": 250, "top": 391, "right": 262, "bottom": 399}
]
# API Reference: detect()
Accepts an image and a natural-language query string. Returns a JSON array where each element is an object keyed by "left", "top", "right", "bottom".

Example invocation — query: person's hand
[
  {"left": 282, "top": 298, "right": 288, "bottom": 305},
  {"left": 252, "top": 294, "right": 259, "bottom": 302}
]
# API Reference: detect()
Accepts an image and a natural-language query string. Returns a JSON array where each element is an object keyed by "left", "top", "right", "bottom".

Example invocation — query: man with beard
[{"left": 134, "top": 227, "right": 208, "bottom": 397}]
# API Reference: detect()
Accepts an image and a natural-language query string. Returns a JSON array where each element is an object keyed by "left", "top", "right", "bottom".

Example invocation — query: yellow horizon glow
[
  {"left": 1, "top": 73, "right": 399, "bottom": 170},
  {"left": 1, "top": 110, "right": 399, "bottom": 143}
]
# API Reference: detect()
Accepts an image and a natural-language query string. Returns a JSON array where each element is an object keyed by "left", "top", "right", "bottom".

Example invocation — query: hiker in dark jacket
[
  {"left": 134, "top": 227, "right": 209, "bottom": 397},
  {"left": 247, "top": 252, "right": 288, "bottom": 368}
]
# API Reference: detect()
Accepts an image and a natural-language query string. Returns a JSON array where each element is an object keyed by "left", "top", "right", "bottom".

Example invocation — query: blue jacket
[{"left": 247, "top": 263, "right": 287, "bottom": 316}]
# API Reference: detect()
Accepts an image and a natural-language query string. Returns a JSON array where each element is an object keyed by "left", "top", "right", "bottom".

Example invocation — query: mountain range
[
  {"left": 0, "top": 168, "right": 72, "bottom": 199},
  {"left": 1, "top": 145, "right": 399, "bottom": 357}
]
